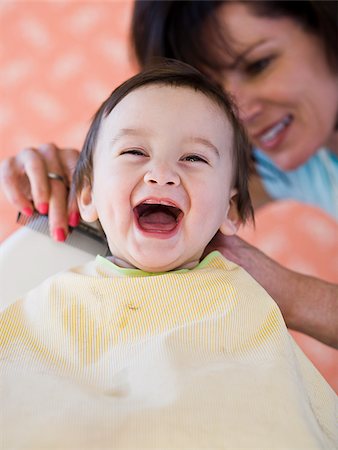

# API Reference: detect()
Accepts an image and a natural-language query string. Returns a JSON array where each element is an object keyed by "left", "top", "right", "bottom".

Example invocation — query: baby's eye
[
  {"left": 181, "top": 154, "right": 208, "bottom": 164},
  {"left": 120, "top": 148, "right": 146, "bottom": 157}
]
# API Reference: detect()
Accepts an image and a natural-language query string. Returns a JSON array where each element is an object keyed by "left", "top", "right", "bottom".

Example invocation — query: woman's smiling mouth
[
  {"left": 257, "top": 114, "right": 293, "bottom": 149},
  {"left": 134, "top": 200, "right": 184, "bottom": 234}
]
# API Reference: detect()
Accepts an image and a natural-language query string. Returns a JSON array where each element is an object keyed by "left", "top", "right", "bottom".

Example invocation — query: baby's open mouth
[{"left": 134, "top": 202, "right": 183, "bottom": 232}]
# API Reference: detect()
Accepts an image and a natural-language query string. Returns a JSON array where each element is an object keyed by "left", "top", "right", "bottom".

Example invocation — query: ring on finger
[{"left": 47, "top": 171, "right": 67, "bottom": 185}]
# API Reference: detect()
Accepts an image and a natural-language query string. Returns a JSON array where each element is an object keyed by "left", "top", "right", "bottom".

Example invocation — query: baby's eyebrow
[
  {"left": 185, "top": 137, "right": 220, "bottom": 157},
  {"left": 111, "top": 127, "right": 152, "bottom": 144}
]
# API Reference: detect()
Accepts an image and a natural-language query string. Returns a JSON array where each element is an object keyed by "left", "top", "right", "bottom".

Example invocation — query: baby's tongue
[{"left": 139, "top": 211, "right": 177, "bottom": 231}]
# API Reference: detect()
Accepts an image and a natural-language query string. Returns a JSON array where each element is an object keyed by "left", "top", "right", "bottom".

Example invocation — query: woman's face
[{"left": 214, "top": 3, "right": 338, "bottom": 170}]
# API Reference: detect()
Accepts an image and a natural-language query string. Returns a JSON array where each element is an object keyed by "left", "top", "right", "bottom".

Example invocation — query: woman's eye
[
  {"left": 182, "top": 154, "right": 208, "bottom": 163},
  {"left": 245, "top": 57, "right": 272, "bottom": 76}
]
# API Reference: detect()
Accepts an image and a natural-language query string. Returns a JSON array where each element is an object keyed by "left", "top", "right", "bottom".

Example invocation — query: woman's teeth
[{"left": 260, "top": 115, "right": 292, "bottom": 143}]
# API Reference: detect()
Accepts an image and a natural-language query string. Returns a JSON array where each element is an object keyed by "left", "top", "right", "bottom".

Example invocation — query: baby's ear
[
  {"left": 77, "top": 179, "right": 99, "bottom": 223},
  {"left": 219, "top": 189, "right": 241, "bottom": 236}
]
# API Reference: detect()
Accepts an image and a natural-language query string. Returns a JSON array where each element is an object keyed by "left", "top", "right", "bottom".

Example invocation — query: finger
[
  {"left": 17, "top": 146, "right": 51, "bottom": 214},
  {"left": 0, "top": 156, "right": 34, "bottom": 216},
  {"left": 59, "top": 147, "right": 81, "bottom": 228},
  {"left": 48, "top": 178, "right": 69, "bottom": 241},
  {"left": 67, "top": 183, "right": 81, "bottom": 228},
  {"left": 59, "top": 147, "right": 80, "bottom": 188},
  {"left": 38, "top": 143, "right": 70, "bottom": 241}
]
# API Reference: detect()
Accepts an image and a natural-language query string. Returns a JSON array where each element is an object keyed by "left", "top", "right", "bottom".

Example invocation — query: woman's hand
[
  {"left": 206, "top": 232, "right": 338, "bottom": 348},
  {"left": 0, "top": 143, "right": 80, "bottom": 241}
]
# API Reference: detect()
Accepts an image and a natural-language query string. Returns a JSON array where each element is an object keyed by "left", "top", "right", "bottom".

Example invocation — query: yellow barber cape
[{"left": 0, "top": 251, "right": 337, "bottom": 449}]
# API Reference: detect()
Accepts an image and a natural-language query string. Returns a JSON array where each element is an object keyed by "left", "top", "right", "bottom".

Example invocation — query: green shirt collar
[{"left": 96, "top": 251, "right": 221, "bottom": 277}]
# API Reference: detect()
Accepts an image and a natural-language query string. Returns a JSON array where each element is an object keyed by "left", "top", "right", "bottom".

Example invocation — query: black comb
[{"left": 17, "top": 211, "right": 110, "bottom": 256}]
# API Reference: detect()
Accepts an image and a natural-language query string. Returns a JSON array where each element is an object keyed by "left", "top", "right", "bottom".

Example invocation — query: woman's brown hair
[{"left": 131, "top": 1, "right": 337, "bottom": 77}]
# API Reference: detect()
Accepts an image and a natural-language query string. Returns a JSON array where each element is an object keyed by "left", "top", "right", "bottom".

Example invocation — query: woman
[
  {"left": 133, "top": 0, "right": 338, "bottom": 217},
  {"left": 0, "top": 1, "right": 337, "bottom": 348}
]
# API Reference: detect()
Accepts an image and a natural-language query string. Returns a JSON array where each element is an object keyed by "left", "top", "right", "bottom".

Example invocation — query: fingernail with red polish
[
  {"left": 68, "top": 211, "right": 80, "bottom": 228},
  {"left": 37, "top": 202, "right": 49, "bottom": 215},
  {"left": 54, "top": 228, "right": 66, "bottom": 242},
  {"left": 22, "top": 207, "right": 33, "bottom": 217}
]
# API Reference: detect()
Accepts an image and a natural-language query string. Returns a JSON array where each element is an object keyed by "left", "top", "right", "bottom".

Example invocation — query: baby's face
[{"left": 79, "top": 85, "right": 238, "bottom": 272}]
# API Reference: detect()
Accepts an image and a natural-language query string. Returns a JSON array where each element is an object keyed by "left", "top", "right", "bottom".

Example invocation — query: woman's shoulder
[{"left": 254, "top": 148, "right": 337, "bottom": 219}]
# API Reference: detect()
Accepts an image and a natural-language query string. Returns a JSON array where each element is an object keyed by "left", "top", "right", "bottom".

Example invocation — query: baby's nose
[{"left": 144, "top": 164, "right": 180, "bottom": 186}]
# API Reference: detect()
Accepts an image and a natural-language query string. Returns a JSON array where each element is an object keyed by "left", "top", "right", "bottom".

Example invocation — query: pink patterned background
[
  {"left": 0, "top": 0, "right": 135, "bottom": 239},
  {"left": 0, "top": 1, "right": 337, "bottom": 391}
]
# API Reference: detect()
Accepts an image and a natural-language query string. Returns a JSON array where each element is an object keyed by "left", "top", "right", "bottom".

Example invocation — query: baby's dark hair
[{"left": 73, "top": 59, "right": 254, "bottom": 222}]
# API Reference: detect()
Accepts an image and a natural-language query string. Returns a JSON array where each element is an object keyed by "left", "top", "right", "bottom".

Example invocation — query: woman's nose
[
  {"left": 237, "top": 99, "right": 263, "bottom": 124},
  {"left": 225, "top": 76, "right": 262, "bottom": 124},
  {"left": 144, "top": 163, "right": 180, "bottom": 186}
]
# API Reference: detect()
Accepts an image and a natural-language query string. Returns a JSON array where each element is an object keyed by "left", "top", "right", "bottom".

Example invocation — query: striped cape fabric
[{"left": 1, "top": 251, "right": 337, "bottom": 449}]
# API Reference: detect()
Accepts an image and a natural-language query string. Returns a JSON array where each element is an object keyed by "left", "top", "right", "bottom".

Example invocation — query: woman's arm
[
  {"left": 0, "top": 143, "right": 80, "bottom": 241},
  {"left": 206, "top": 234, "right": 338, "bottom": 349}
]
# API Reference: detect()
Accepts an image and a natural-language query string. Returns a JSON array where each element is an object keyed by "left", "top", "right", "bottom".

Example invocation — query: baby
[{"left": 1, "top": 60, "right": 336, "bottom": 449}]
